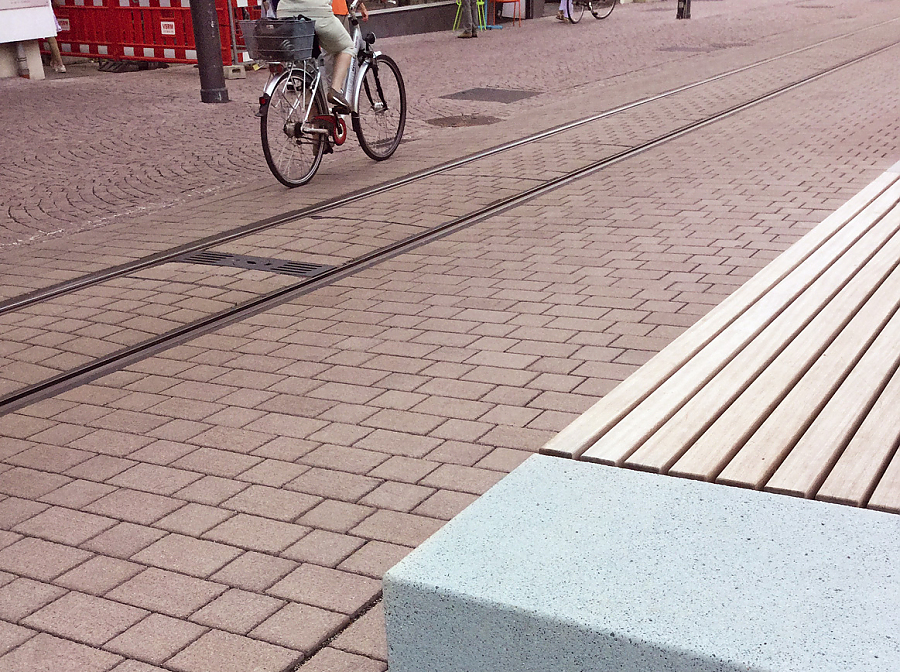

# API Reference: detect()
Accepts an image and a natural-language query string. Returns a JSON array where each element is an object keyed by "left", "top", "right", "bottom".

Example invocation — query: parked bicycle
[
  {"left": 565, "top": 0, "right": 615, "bottom": 23},
  {"left": 240, "top": 3, "right": 407, "bottom": 187}
]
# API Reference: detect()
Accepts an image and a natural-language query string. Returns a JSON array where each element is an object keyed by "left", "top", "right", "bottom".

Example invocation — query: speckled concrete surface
[{"left": 385, "top": 454, "right": 900, "bottom": 672}]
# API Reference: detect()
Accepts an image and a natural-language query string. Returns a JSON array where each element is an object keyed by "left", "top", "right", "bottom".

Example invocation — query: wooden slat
[
  {"left": 626, "top": 228, "right": 900, "bottom": 475},
  {"left": 867, "top": 442, "right": 900, "bottom": 514},
  {"left": 582, "top": 186, "right": 900, "bottom": 467},
  {"left": 669, "top": 231, "right": 900, "bottom": 481},
  {"left": 540, "top": 173, "right": 899, "bottom": 459},
  {"left": 718, "top": 297, "right": 900, "bottom": 492},
  {"left": 816, "top": 364, "right": 900, "bottom": 507},
  {"left": 761, "top": 304, "right": 900, "bottom": 498}
]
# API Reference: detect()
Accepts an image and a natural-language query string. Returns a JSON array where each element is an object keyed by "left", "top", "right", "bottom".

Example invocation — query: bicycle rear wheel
[
  {"left": 261, "top": 71, "right": 326, "bottom": 188},
  {"left": 352, "top": 54, "right": 407, "bottom": 161},
  {"left": 566, "top": 0, "right": 584, "bottom": 23},
  {"left": 590, "top": 0, "right": 615, "bottom": 19}
]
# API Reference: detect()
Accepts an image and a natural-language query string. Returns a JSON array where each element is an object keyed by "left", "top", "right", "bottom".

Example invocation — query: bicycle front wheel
[
  {"left": 590, "top": 0, "right": 615, "bottom": 19},
  {"left": 567, "top": 0, "right": 584, "bottom": 23},
  {"left": 352, "top": 54, "right": 407, "bottom": 161},
  {"left": 261, "top": 71, "right": 326, "bottom": 188}
]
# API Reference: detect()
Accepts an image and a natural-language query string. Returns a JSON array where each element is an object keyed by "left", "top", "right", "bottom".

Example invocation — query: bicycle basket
[{"left": 239, "top": 17, "right": 316, "bottom": 62}]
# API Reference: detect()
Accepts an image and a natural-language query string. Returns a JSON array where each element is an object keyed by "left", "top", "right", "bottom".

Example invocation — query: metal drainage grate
[
  {"left": 440, "top": 88, "right": 540, "bottom": 104},
  {"left": 176, "top": 251, "right": 334, "bottom": 278},
  {"left": 425, "top": 114, "right": 502, "bottom": 128}
]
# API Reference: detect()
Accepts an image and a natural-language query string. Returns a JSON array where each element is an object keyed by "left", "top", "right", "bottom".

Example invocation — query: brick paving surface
[{"left": 1, "top": 0, "right": 900, "bottom": 669}]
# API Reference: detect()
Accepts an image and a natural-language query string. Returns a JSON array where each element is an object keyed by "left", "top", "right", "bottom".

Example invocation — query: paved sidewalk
[{"left": 1, "top": 1, "right": 900, "bottom": 670}]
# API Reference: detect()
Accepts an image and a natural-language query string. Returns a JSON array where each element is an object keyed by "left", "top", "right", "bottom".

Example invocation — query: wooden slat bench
[{"left": 542, "top": 164, "right": 900, "bottom": 513}]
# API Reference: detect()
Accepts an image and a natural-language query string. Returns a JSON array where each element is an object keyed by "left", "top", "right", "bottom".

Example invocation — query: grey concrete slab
[{"left": 385, "top": 454, "right": 900, "bottom": 672}]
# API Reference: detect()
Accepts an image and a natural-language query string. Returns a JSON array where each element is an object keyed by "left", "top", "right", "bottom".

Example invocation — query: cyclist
[{"left": 277, "top": 0, "right": 356, "bottom": 110}]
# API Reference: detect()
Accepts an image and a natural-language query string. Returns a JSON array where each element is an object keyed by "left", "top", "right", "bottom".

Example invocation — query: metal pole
[
  {"left": 189, "top": 0, "right": 229, "bottom": 103},
  {"left": 676, "top": 0, "right": 690, "bottom": 19}
]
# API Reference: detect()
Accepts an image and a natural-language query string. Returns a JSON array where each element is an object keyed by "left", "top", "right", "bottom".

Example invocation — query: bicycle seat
[{"left": 311, "top": 35, "right": 321, "bottom": 59}]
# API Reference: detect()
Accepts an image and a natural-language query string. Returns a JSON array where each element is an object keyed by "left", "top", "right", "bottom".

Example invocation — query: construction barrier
[{"left": 43, "top": 0, "right": 263, "bottom": 66}]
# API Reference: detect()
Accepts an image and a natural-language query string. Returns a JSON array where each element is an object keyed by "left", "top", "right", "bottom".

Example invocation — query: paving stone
[
  {"left": 300, "top": 445, "right": 390, "bottom": 475},
  {"left": 299, "top": 646, "right": 387, "bottom": 672},
  {"left": 107, "top": 464, "right": 203, "bottom": 496},
  {"left": 189, "top": 588, "right": 284, "bottom": 634},
  {"left": 331, "top": 602, "right": 388, "bottom": 661},
  {"left": 0, "top": 537, "right": 92, "bottom": 581},
  {"left": 126, "top": 440, "right": 198, "bottom": 466},
  {"left": 359, "top": 481, "right": 435, "bottom": 512},
  {"left": 250, "top": 601, "right": 347, "bottom": 653},
  {"left": 108, "top": 661, "right": 169, "bottom": 672},
  {"left": 411, "top": 489, "right": 480, "bottom": 520},
  {"left": 296, "top": 500, "right": 374, "bottom": 533},
  {"left": 221, "top": 484, "right": 320, "bottom": 522},
  {"left": 81, "top": 522, "right": 167, "bottom": 559},
  {"left": 0, "top": 619, "right": 36, "bottom": 655},
  {"left": 203, "top": 514, "right": 311, "bottom": 554},
  {"left": 367, "top": 456, "right": 441, "bottom": 484},
  {"left": 267, "top": 564, "right": 380, "bottom": 616},
  {"left": 281, "top": 530, "right": 366, "bottom": 568},
  {"left": 70, "top": 429, "right": 155, "bottom": 457},
  {"left": 0, "top": 497, "right": 48, "bottom": 529},
  {"left": 166, "top": 629, "right": 300, "bottom": 672},
  {"left": 65, "top": 455, "right": 136, "bottom": 481},
  {"left": 132, "top": 534, "right": 243, "bottom": 578},
  {"left": 22, "top": 591, "right": 147, "bottom": 646},
  {"left": 337, "top": 541, "right": 414, "bottom": 579},
  {"left": 104, "top": 613, "right": 207, "bottom": 665},
  {"left": 354, "top": 430, "right": 442, "bottom": 459},
  {"left": 174, "top": 475, "right": 250, "bottom": 506},
  {"left": 6, "top": 444, "right": 94, "bottom": 474},
  {"left": 236, "top": 459, "right": 308, "bottom": 488},
  {"left": 54, "top": 556, "right": 145, "bottom": 595},
  {"left": 106, "top": 568, "right": 227, "bottom": 619},
  {"left": 37, "top": 480, "right": 117, "bottom": 508},
  {"left": 350, "top": 510, "right": 444, "bottom": 548},
  {"left": 209, "top": 552, "right": 298, "bottom": 592},
  {"left": 0, "top": 632, "right": 121, "bottom": 672},
  {"left": 152, "top": 503, "right": 235, "bottom": 536},
  {"left": 86, "top": 488, "right": 186, "bottom": 525},
  {"left": 284, "top": 468, "right": 380, "bottom": 502},
  {"left": 0, "top": 578, "right": 67, "bottom": 622},
  {"left": 0, "top": 468, "right": 71, "bottom": 500},
  {"left": 13, "top": 506, "right": 117, "bottom": 546},
  {"left": 419, "top": 463, "right": 507, "bottom": 495}
]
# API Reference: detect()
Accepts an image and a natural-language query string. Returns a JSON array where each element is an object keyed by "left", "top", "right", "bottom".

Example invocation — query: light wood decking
[{"left": 543, "top": 165, "right": 900, "bottom": 513}]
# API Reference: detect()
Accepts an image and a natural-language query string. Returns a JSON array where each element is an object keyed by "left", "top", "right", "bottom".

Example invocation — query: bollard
[
  {"left": 676, "top": 0, "right": 690, "bottom": 19},
  {"left": 189, "top": 0, "right": 229, "bottom": 103}
]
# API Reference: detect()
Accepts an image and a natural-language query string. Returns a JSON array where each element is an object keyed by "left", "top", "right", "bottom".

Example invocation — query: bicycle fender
[{"left": 350, "top": 51, "right": 383, "bottom": 114}]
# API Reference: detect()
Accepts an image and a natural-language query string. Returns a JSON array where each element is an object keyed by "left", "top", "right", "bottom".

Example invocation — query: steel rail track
[
  {"left": 0, "top": 16, "right": 896, "bottom": 318},
  {"left": 1, "top": 38, "right": 898, "bottom": 415}
]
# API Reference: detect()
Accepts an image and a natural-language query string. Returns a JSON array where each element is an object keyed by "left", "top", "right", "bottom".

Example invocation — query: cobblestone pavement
[{"left": 1, "top": 0, "right": 900, "bottom": 670}]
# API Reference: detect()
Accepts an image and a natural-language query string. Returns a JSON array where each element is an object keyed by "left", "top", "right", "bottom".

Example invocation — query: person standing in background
[
  {"left": 47, "top": 0, "right": 66, "bottom": 73},
  {"left": 457, "top": 0, "right": 478, "bottom": 38},
  {"left": 332, "top": 0, "right": 367, "bottom": 29}
]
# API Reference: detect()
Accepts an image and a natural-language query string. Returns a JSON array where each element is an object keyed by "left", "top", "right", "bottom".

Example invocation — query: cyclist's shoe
[
  {"left": 457, "top": 30, "right": 475, "bottom": 38},
  {"left": 327, "top": 88, "right": 351, "bottom": 113},
  {"left": 556, "top": 9, "right": 565, "bottom": 20}
]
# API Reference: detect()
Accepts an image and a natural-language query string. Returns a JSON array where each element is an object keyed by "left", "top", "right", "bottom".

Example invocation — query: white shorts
[{"left": 277, "top": 1, "right": 355, "bottom": 55}]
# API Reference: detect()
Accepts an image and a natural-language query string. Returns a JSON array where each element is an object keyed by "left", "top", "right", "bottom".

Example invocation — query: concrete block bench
[
  {"left": 384, "top": 455, "right": 900, "bottom": 672},
  {"left": 384, "top": 163, "right": 900, "bottom": 671},
  {"left": 544, "top": 163, "right": 900, "bottom": 512}
]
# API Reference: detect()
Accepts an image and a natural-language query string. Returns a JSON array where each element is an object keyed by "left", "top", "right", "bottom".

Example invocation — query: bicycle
[
  {"left": 240, "top": 3, "right": 407, "bottom": 188},
  {"left": 565, "top": 0, "right": 615, "bottom": 23}
]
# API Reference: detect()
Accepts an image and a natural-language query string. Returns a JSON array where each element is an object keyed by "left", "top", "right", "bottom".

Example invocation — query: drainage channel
[
  {"left": 1, "top": 37, "right": 897, "bottom": 415},
  {"left": 1, "top": 15, "right": 896, "bottom": 320}
]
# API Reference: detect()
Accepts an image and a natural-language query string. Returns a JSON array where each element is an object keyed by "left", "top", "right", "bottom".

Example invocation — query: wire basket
[{"left": 239, "top": 17, "right": 316, "bottom": 62}]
